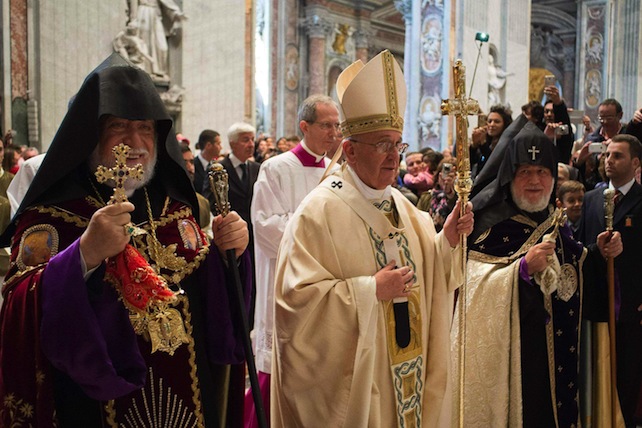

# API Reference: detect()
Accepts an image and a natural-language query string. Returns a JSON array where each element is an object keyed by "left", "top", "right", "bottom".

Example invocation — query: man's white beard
[
  {"left": 89, "top": 148, "right": 157, "bottom": 197},
  {"left": 511, "top": 183, "right": 553, "bottom": 213}
]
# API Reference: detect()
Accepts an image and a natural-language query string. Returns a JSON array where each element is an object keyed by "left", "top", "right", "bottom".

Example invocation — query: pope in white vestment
[{"left": 270, "top": 50, "right": 473, "bottom": 428}]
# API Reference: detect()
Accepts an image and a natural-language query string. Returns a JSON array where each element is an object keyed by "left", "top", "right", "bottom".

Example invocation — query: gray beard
[
  {"left": 510, "top": 183, "right": 553, "bottom": 213},
  {"left": 89, "top": 148, "right": 157, "bottom": 197}
]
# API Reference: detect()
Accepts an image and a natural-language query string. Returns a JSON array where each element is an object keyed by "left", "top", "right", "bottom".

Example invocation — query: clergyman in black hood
[
  {"left": 0, "top": 53, "right": 251, "bottom": 427},
  {"left": 451, "top": 122, "right": 622, "bottom": 427}
]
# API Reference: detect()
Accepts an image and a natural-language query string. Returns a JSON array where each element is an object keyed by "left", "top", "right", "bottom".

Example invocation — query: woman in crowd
[{"left": 470, "top": 105, "right": 513, "bottom": 178}]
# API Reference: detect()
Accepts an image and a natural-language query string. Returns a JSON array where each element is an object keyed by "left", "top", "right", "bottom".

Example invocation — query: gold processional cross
[{"left": 441, "top": 59, "right": 480, "bottom": 427}]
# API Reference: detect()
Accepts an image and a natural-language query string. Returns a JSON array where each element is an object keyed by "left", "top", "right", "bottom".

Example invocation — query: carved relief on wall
[
  {"left": 285, "top": 44, "right": 300, "bottom": 91},
  {"left": 420, "top": 15, "right": 442, "bottom": 75},
  {"left": 585, "top": 30, "right": 603, "bottom": 64},
  {"left": 587, "top": 4, "right": 605, "bottom": 20},
  {"left": 418, "top": 95, "right": 441, "bottom": 140},
  {"left": 584, "top": 69, "right": 601, "bottom": 108}
]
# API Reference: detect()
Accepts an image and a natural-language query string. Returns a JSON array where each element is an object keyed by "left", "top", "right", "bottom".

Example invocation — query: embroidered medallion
[
  {"left": 557, "top": 263, "right": 578, "bottom": 302},
  {"left": 146, "top": 307, "right": 190, "bottom": 355},
  {"left": 17, "top": 224, "right": 59, "bottom": 270},
  {"left": 178, "top": 219, "right": 203, "bottom": 251}
]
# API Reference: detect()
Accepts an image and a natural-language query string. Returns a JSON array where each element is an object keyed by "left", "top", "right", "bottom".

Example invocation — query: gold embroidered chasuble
[
  {"left": 451, "top": 211, "right": 587, "bottom": 427},
  {"left": 272, "top": 169, "right": 462, "bottom": 427}
]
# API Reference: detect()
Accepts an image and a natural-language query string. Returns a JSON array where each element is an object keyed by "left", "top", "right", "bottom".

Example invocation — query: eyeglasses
[
  {"left": 597, "top": 115, "right": 617, "bottom": 122},
  {"left": 309, "top": 121, "right": 341, "bottom": 131},
  {"left": 349, "top": 138, "right": 409, "bottom": 154}
]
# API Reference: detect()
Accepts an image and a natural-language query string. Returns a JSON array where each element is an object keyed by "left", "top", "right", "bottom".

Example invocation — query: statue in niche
[
  {"left": 113, "top": 23, "right": 156, "bottom": 74},
  {"left": 127, "top": 0, "right": 186, "bottom": 83},
  {"left": 332, "top": 24, "right": 353, "bottom": 55},
  {"left": 487, "top": 52, "right": 511, "bottom": 107}
]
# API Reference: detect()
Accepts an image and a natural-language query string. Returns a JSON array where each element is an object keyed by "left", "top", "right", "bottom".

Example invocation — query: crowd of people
[{"left": 0, "top": 50, "right": 640, "bottom": 428}]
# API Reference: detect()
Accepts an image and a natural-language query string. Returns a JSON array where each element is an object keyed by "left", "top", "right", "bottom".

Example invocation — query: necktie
[
  {"left": 239, "top": 163, "right": 248, "bottom": 187},
  {"left": 614, "top": 189, "right": 622, "bottom": 207}
]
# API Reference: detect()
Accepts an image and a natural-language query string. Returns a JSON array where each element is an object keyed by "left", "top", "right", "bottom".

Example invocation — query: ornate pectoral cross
[
  {"left": 441, "top": 59, "right": 479, "bottom": 428},
  {"left": 95, "top": 143, "right": 145, "bottom": 204}
]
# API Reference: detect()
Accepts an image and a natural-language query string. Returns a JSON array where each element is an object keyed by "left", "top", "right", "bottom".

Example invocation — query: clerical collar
[
  {"left": 347, "top": 165, "right": 391, "bottom": 201},
  {"left": 228, "top": 152, "right": 246, "bottom": 168},
  {"left": 609, "top": 178, "right": 634, "bottom": 196},
  {"left": 300, "top": 140, "right": 326, "bottom": 163}
]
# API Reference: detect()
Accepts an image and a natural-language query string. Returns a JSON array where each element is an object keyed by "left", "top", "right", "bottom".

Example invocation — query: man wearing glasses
[
  {"left": 245, "top": 94, "right": 340, "bottom": 426},
  {"left": 586, "top": 98, "right": 626, "bottom": 143},
  {"left": 271, "top": 50, "right": 474, "bottom": 427}
]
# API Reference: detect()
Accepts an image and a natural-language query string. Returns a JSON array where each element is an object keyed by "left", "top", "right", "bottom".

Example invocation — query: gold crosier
[
  {"left": 441, "top": 59, "right": 479, "bottom": 427},
  {"left": 603, "top": 188, "right": 619, "bottom": 427}
]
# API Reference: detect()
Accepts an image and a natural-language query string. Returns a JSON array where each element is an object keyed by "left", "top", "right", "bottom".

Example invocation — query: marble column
[
  {"left": 354, "top": 29, "right": 370, "bottom": 64},
  {"left": 10, "top": 0, "right": 27, "bottom": 100},
  {"left": 302, "top": 14, "right": 332, "bottom": 96}
]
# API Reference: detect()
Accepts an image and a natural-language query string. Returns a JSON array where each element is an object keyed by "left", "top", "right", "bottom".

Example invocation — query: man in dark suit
[
  {"left": 579, "top": 133, "right": 642, "bottom": 427},
  {"left": 209, "top": 123, "right": 260, "bottom": 227},
  {"left": 203, "top": 124, "right": 260, "bottom": 313},
  {"left": 193, "top": 129, "right": 222, "bottom": 194}
]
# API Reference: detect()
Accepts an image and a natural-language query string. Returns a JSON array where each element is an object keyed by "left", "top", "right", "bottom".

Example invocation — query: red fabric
[
  {"left": 244, "top": 371, "right": 271, "bottom": 428},
  {"left": 0, "top": 269, "right": 56, "bottom": 427},
  {"left": 105, "top": 244, "right": 175, "bottom": 313}
]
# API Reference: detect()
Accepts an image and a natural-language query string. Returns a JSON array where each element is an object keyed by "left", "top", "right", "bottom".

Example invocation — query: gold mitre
[{"left": 336, "top": 50, "right": 406, "bottom": 138}]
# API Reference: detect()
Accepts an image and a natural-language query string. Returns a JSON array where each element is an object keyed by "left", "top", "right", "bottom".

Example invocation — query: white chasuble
[{"left": 272, "top": 169, "right": 462, "bottom": 428}]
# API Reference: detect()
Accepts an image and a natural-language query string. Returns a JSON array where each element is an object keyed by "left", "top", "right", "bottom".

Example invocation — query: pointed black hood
[
  {"left": 2, "top": 53, "right": 196, "bottom": 245},
  {"left": 470, "top": 121, "right": 559, "bottom": 240}
]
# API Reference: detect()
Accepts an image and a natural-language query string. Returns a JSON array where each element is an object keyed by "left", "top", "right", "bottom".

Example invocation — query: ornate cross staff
[
  {"left": 441, "top": 59, "right": 479, "bottom": 427},
  {"left": 208, "top": 163, "right": 268, "bottom": 428},
  {"left": 603, "top": 188, "right": 618, "bottom": 427}
]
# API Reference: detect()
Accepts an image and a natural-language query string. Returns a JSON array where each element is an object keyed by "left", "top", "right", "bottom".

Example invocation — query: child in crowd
[
  {"left": 403, "top": 151, "right": 434, "bottom": 195},
  {"left": 556, "top": 180, "right": 585, "bottom": 238}
]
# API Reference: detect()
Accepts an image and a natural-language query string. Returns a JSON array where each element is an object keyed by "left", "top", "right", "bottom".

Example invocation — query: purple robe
[{"left": 0, "top": 194, "right": 250, "bottom": 426}]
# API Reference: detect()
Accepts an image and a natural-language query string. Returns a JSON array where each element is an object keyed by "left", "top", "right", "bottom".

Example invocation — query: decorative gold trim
[
  {"left": 32, "top": 206, "right": 89, "bottom": 228},
  {"left": 3, "top": 265, "right": 46, "bottom": 291},
  {"left": 543, "top": 293, "right": 560, "bottom": 428},
  {"left": 179, "top": 295, "right": 205, "bottom": 426},
  {"left": 382, "top": 50, "right": 399, "bottom": 121},
  {"left": 154, "top": 204, "right": 192, "bottom": 228},
  {"left": 85, "top": 195, "right": 105, "bottom": 209},
  {"left": 162, "top": 242, "right": 210, "bottom": 286},
  {"left": 341, "top": 113, "right": 404, "bottom": 138},
  {"left": 469, "top": 212, "right": 558, "bottom": 264},
  {"left": 105, "top": 399, "right": 117, "bottom": 427}
]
